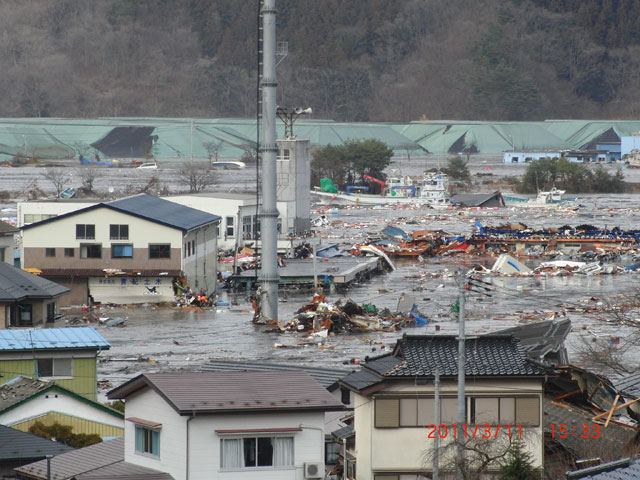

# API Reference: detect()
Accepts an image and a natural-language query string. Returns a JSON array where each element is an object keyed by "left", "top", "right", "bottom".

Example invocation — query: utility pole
[
  {"left": 258, "top": 0, "right": 279, "bottom": 321},
  {"left": 456, "top": 270, "right": 466, "bottom": 480},
  {"left": 433, "top": 366, "right": 440, "bottom": 480}
]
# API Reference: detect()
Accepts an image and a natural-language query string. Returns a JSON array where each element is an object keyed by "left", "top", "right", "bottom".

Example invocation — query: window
[
  {"left": 470, "top": 397, "right": 539, "bottom": 426},
  {"left": 191, "top": 240, "right": 195, "bottom": 255},
  {"left": 46, "top": 303, "right": 56, "bottom": 322},
  {"left": 375, "top": 399, "right": 399, "bottom": 428},
  {"left": 111, "top": 244, "right": 133, "bottom": 258},
  {"left": 221, "top": 436, "right": 293, "bottom": 469},
  {"left": 135, "top": 426, "right": 160, "bottom": 457},
  {"left": 149, "top": 244, "right": 170, "bottom": 259},
  {"left": 226, "top": 216, "right": 235, "bottom": 237},
  {"left": 36, "top": 358, "right": 72, "bottom": 377},
  {"left": 64, "top": 248, "right": 74, "bottom": 257},
  {"left": 80, "top": 244, "right": 102, "bottom": 258},
  {"left": 76, "top": 224, "right": 95, "bottom": 239},
  {"left": 325, "top": 441, "right": 341, "bottom": 465},
  {"left": 18, "top": 304, "right": 32, "bottom": 326},
  {"left": 45, "top": 248, "right": 56, "bottom": 257},
  {"left": 110, "top": 224, "right": 129, "bottom": 240},
  {"left": 397, "top": 398, "right": 457, "bottom": 427},
  {"left": 24, "top": 214, "right": 56, "bottom": 224}
]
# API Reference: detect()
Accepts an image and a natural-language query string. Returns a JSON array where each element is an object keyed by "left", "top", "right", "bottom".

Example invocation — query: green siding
[
  {"left": 12, "top": 412, "right": 123, "bottom": 438},
  {"left": 0, "top": 357, "right": 98, "bottom": 400}
]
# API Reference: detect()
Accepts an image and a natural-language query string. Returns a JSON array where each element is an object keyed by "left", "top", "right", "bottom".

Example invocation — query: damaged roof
[
  {"left": 495, "top": 318, "right": 571, "bottom": 364},
  {"left": 340, "top": 334, "right": 545, "bottom": 393},
  {"left": 107, "top": 371, "right": 345, "bottom": 415},
  {"left": 544, "top": 398, "right": 639, "bottom": 459}
]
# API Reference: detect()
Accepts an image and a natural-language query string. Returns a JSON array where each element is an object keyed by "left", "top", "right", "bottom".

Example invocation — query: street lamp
[{"left": 276, "top": 106, "right": 312, "bottom": 138}]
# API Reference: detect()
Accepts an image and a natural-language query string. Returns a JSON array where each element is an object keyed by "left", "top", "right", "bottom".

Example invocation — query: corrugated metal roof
[
  {"left": 0, "top": 263, "right": 70, "bottom": 301},
  {"left": 14, "top": 437, "right": 174, "bottom": 480},
  {"left": 0, "top": 327, "right": 110, "bottom": 352},
  {"left": 106, "top": 194, "right": 221, "bottom": 232},
  {"left": 199, "top": 359, "right": 350, "bottom": 389},
  {"left": 0, "top": 424, "right": 73, "bottom": 460},
  {"left": 108, "top": 371, "right": 345, "bottom": 414}
]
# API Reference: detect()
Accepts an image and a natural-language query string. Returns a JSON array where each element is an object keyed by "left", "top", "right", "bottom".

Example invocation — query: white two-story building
[
  {"left": 21, "top": 194, "right": 220, "bottom": 305},
  {"left": 107, "top": 370, "right": 344, "bottom": 480}
]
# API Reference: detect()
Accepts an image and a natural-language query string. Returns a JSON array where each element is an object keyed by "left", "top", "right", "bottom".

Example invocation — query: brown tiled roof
[
  {"left": 39, "top": 269, "right": 181, "bottom": 277},
  {"left": 14, "top": 437, "right": 174, "bottom": 480},
  {"left": 108, "top": 371, "right": 345, "bottom": 415}
]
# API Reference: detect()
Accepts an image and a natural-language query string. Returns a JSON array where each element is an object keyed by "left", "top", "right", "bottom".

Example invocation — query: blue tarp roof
[{"left": 0, "top": 327, "right": 110, "bottom": 351}]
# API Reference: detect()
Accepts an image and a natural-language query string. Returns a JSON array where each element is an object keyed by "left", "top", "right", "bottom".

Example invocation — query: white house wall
[
  {"left": 192, "top": 411, "right": 325, "bottom": 480},
  {"left": 0, "top": 390, "right": 123, "bottom": 430},
  {"left": 123, "top": 387, "right": 187, "bottom": 480},
  {"left": 124, "top": 387, "right": 327, "bottom": 480}
]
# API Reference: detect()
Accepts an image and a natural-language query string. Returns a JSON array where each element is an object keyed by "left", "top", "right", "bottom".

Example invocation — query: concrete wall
[
  {"left": 277, "top": 139, "right": 310, "bottom": 233},
  {"left": 182, "top": 224, "right": 218, "bottom": 294},
  {"left": 17, "top": 200, "right": 96, "bottom": 228}
]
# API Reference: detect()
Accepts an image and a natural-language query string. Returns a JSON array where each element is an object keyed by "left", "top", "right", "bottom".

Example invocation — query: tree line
[{"left": 2, "top": 0, "right": 640, "bottom": 121}]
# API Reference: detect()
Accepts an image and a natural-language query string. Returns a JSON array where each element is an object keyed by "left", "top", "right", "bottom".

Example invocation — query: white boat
[
  {"left": 503, "top": 187, "right": 577, "bottom": 208},
  {"left": 211, "top": 161, "right": 246, "bottom": 170},
  {"left": 311, "top": 172, "right": 451, "bottom": 208}
]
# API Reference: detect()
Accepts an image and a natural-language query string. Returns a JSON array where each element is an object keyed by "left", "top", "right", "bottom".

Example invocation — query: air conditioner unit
[{"left": 304, "top": 462, "right": 324, "bottom": 479}]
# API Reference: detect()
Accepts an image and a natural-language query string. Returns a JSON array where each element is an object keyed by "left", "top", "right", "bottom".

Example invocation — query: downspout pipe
[{"left": 186, "top": 412, "right": 196, "bottom": 479}]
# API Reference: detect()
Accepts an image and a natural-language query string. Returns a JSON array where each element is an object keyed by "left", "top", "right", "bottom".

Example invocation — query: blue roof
[
  {"left": 106, "top": 194, "right": 221, "bottom": 231},
  {"left": 0, "top": 327, "right": 110, "bottom": 351}
]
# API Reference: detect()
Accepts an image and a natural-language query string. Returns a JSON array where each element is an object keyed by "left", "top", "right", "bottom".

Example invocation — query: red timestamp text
[
  {"left": 549, "top": 424, "right": 600, "bottom": 439},
  {"left": 426, "top": 424, "right": 522, "bottom": 440}
]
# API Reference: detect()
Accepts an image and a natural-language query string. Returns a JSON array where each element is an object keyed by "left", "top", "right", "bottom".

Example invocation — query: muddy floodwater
[{"left": 4, "top": 157, "right": 640, "bottom": 396}]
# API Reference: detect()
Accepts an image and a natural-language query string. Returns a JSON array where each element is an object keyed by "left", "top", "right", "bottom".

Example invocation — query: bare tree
[
  {"left": 572, "top": 291, "right": 640, "bottom": 376},
  {"left": 204, "top": 141, "right": 224, "bottom": 163},
  {"left": 422, "top": 428, "right": 541, "bottom": 479},
  {"left": 176, "top": 160, "right": 218, "bottom": 193},
  {"left": 75, "top": 165, "right": 101, "bottom": 194},
  {"left": 42, "top": 167, "right": 71, "bottom": 197}
]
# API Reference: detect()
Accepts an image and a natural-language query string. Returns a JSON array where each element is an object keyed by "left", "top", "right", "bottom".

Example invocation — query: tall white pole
[{"left": 259, "top": 0, "right": 279, "bottom": 321}]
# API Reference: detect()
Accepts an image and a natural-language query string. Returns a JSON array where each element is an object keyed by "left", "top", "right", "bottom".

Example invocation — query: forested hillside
[{"left": 2, "top": 0, "right": 639, "bottom": 121}]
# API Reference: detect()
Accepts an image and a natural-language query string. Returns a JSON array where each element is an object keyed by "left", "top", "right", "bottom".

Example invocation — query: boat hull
[{"left": 310, "top": 190, "right": 451, "bottom": 209}]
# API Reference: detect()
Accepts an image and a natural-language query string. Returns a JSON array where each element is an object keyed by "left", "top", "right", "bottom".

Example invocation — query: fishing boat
[
  {"left": 211, "top": 161, "right": 246, "bottom": 170},
  {"left": 503, "top": 187, "right": 578, "bottom": 208},
  {"left": 311, "top": 172, "right": 451, "bottom": 208}
]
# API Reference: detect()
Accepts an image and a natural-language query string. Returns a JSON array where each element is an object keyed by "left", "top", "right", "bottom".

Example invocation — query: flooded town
[{"left": 3, "top": 1, "right": 640, "bottom": 480}]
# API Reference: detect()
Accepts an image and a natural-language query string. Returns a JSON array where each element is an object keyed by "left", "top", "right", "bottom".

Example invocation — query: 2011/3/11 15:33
[
  {"left": 426, "top": 424, "right": 601, "bottom": 439},
  {"left": 549, "top": 424, "right": 600, "bottom": 438}
]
